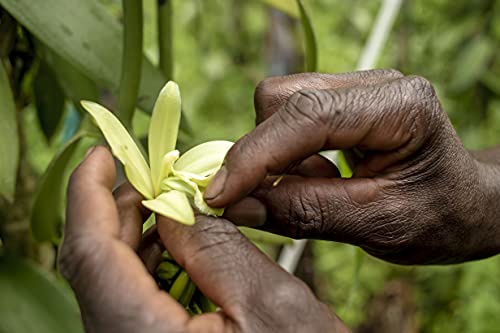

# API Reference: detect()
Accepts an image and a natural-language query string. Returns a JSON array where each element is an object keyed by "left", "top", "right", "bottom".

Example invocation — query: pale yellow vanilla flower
[{"left": 81, "top": 81, "right": 233, "bottom": 225}]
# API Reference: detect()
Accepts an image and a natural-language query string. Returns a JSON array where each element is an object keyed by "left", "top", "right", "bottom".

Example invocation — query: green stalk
[
  {"left": 117, "top": 0, "right": 143, "bottom": 129},
  {"left": 157, "top": 0, "right": 173, "bottom": 79}
]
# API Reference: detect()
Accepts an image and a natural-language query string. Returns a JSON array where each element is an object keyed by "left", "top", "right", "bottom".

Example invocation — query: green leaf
[
  {"left": 174, "top": 140, "right": 233, "bottom": 177},
  {"left": 31, "top": 134, "right": 83, "bottom": 242},
  {"left": 297, "top": 0, "right": 318, "bottom": 72},
  {"left": 0, "top": 61, "right": 19, "bottom": 203},
  {"left": 259, "top": 0, "right": 299, "bottom": 18},
  {"left": 451, "top": 36, "right": 493, "bottom": 92},
  {"left": 81, "top": 101, "right": 154, "bottom": 200},
  {"left": 0, "top": 0, "right": 165, "bottom": 112},
  {"left": 239, "top": 227, "right": 294, "bottom": 245},
  {"left": 142, "top": 190, "right": 195, "bottom": 225},
  {"left": 40, "top": 44, "right": 99, "bottom": 106},
  {"left": 149, "top": 81, "right": 181, "bottom": 194},
  {"left": 33, "top": 61, "right": 66, "bottom": 141},
  {"left": 0, "top": 256, "right": 84, "bottom": 333}
]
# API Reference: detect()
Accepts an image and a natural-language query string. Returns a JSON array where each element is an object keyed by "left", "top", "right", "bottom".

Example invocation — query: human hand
[
  {"left": 205, "top": 69, "right": 500, "bottom": 264},
  {"left": 59, "top": 146, "right": 349, "bottom": 333}
]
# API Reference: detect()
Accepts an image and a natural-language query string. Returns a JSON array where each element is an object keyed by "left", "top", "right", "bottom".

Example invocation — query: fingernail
[
  {"left": 84, "top": 146, "right": 97, "bottom": 159},
  {"left": 204, "top": 166, "right": 227, "bottom": 201},
  {"left": 224, "top": 197, "right": 266, "bottom": 227}
]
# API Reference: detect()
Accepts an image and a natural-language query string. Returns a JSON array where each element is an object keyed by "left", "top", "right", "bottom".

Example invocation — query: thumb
[{"left": 235, "top": 175, "right": 400, "bottom": 248}]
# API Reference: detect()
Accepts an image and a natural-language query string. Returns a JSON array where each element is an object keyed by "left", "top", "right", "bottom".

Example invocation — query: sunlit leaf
[
  {"left": 174, "top": 140, "right": 233, "bottom": 176},
  {"left": 81, "top": 101, "right": 154, "bottom": 199},
  {"left": 33, "top": 60, "right": 66, "bottom": 141},
  {"left": 31, "top": 134, "right": 83, "bottom": 242},
  {"left": 297, "top": 0, "right": 318, "bottom": 72},
  {"left": 142, "top": 190, "right": 195, "bottom": 225},
  {"left": 0, "top": 62, "right": 19, "bottom": 203},
  {"left": 0, "top": 256, "right": 84, "bottom": 333},
  {"left": 149, "top": 81, "right": 181, "bottom": 194},
  {"left": 259, "top": 0, "right": 299, "bottom": 18}
]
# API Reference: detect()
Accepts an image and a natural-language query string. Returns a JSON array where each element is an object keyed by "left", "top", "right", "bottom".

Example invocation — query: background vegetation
[{"left": 1, "top": 0, "right": 499, "bottom": 332}]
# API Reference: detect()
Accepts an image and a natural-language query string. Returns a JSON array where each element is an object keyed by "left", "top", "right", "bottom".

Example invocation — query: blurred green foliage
[{"left": 1, "top": 0, "right": 499, "bottom": 332}]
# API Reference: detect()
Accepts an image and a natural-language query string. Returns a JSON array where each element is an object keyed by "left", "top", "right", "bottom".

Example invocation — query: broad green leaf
[
  {"left": 142, "top": 190, "right": 195, "bottom": 225},
  {"left": 40, "top": 44, "right": 99, "bottom": 106},
  {"left": 259, "top": 0, "right": 299, "bottom": 18},
  {"left": 81, "top": 101, "right": 154, "bottom": 199},
  {"left": 174, "top": 140, "right": 233, "bottom": 176},
  {"left": 297, "top": 0, "right": 318, "bottom": 72},
  {"left": 0, "top": 62, "right": 19, "bottom": 203},
  {"left": 31, "top": 134, "right": 83, "bottom": 242},
  {"left": 149, "top": 82, "right": 181, "bottom": 194},
  {"left": 0, "top": 256, "right": 84, "bottom": 333},
  {"left": 33, "top": 60, "right": 66, "bottom": 141},
  {"left": 0, "top": 0, "right": 165, "bottom": 112},
  {"left": 239, "top": 227, "right": 294, "bottom": 245}
]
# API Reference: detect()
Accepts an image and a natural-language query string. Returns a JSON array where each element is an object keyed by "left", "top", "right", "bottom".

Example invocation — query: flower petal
[
  {"left": 142, "top": 190, "right": 195, "bottom": 225},
  {"left": 161, "top": 176, "right": 196, "bottom": 197},
  {"left": 166, "top": 174, "right": 224, "bottom": 217},
  {"left": 149, "top": 81, "right": 181, "bottom": 195},
  {"left": 174, "top": 140, "right": 233, "bottom": 176},
  {"left": 81, "top": 101, "right": 154, "bottom": 199},
  {"left": 172, "top": 170, "right": 213, "bottom": 187},
  {"left": 158, "top": 150, "right": 179, "bottom": 184}
]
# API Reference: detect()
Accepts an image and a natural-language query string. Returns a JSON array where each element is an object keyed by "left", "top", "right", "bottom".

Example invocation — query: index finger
[
  {"left": 205, "top": 76, "right": 436, "bottom": 207},
  {"left": 254, "top": 69, "right": 403, "bottom": 123}
]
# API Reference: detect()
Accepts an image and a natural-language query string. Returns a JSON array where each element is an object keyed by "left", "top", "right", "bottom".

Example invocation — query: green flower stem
[
  {"left": 117, "top": 0, "right": 143, "bottom": 129},
  {"left": 158, "top": 0, "right": 173, "bottom": 79}
]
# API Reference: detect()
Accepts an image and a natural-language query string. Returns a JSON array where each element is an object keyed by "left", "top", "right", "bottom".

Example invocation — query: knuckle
[
  {"left": 360, "top": 68, "right": 404, "bottom": 81},
  {"left": 254, "top": 76, "right": 287, "bottom": 122},
  {"left": 181, "top": 217, "right": 243, "bottom": 269},
  {"left": 287, "top": 189, "right": 328, "bottom": 238},
  {"left": 405, "top": 75, "right": 436, "bottom": 99},
  {"left": 396, "top": 75, "right": 444, "bottom": 141},
  {"left": 285, "top": 89, "right": 331, "bottom": 126}
]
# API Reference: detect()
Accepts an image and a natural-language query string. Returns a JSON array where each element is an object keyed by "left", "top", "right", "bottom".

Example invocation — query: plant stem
[
  {"left": 157, "top": 0, "right": 173, "bottom": 79},
  {"left": 117, "top": 0, "right": 143, "bottom": 129}
]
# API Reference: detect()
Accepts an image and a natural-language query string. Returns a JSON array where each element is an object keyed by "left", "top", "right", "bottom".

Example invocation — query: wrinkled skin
[
  {"left": 209, "top": 69, "right": 500, "bottom": 265},
  {"left": 59, "top": 146, "right": 349, "bottom": 333}
]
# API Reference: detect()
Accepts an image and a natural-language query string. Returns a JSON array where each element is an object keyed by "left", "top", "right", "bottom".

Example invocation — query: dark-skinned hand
[
  {"left": 207, "top": 69, "right": 500, "bottom": 265},
  {"left": 59, "top": 146, "right": 349, "bottom": 333}
]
